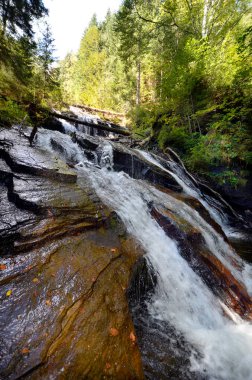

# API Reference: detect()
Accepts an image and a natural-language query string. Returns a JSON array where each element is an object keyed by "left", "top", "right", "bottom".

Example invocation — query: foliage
[
  {"left": 0, "top": 1, "right": 62, "bottom": 126},
  {"left": 58, "top": 1, "right": 251, "bottom": 186},
  {"left": 59, "top": 13, "right": 132, "bottom": 111},
  {"left": 0, "top": 0, "right": 47, "bottom": 37},
  {"left": 0, "top": 98, "right": 28, "bottom": 127},
  {"left": 1, "top": 0, "right": 251, "bottom": 188}
]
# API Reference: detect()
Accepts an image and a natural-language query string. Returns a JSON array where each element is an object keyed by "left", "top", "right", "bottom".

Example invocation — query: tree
[
  {"left": 38, "top": 23, "right": 55, "bottom": 82},
  {"left": 69, "top": 17, "right": 107, "bottom": 105},
  {"left": 0, "top": 0, "right": 47, "bottom": 37},
  {"left": 59, "top": 52, "right": 77, "bottom": 103},
  {"left": 33, "top": 22, "right": 56, "bottom": 101},
  {"left": 115, "top": 0, "right": 146, "bottom": 105}
]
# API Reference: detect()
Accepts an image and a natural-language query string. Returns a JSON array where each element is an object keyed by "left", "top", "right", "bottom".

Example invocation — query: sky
[{"left": 42, "top": 0, "right": 122, "bottom": 60}]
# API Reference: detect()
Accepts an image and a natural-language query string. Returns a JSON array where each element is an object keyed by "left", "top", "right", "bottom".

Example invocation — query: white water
[
  {"left": 136, "top": 149, "right": 241, "bottom": 238},
  {"left": 82, "top": 166, "right": 252, "bottom": 380},
  {"left": 61, "top": 119, "right": 76, "bottom": 134},
  {"left": 36, "top": 129, "right": 252, "bottom": 380}
]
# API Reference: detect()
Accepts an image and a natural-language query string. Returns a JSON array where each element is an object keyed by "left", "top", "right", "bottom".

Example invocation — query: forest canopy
[
  {"left": 58, "top": 0, "right": 251, "bottom": 186},
  {"left": 0, "top": 0, "right": 251, "bottom": 186}
]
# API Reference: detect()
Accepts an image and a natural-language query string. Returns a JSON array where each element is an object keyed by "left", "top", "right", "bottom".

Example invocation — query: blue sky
[{"left": 43, "top": 0, "right": 122, "bottom": 60}]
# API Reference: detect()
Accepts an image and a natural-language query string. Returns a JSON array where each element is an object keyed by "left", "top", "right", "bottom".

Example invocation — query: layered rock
[{"left": 0, "top": 127, "right": 144, "bottom": 380}]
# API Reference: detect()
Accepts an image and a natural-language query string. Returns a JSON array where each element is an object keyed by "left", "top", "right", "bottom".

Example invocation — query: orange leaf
[
  {"left": 45, "top": 300, "right": 51, "bottom": 306},
  {"left": 109, "top": 327, "right": 119, "bottom": 337},
  {"left": 105, "top": 362, "right": 111, "bottom": 370},
  {"left": 0, "top": 264, "right": 7, "bottom": 270},
  {"left": 130, "top": 331, "right": 136, "bottom": 343},
  {"left": 21, "top": 347, "right": 30, "bottom": 354}
]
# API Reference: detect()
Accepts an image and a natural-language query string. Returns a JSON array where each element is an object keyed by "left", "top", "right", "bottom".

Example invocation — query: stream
[{"left": 32, "top": 108, "right": 252, "bottom": 380}]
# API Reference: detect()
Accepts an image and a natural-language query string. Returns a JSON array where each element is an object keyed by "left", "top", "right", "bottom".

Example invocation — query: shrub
[{"left": 0, "top": 99, "right": 28, "bottom": 127}]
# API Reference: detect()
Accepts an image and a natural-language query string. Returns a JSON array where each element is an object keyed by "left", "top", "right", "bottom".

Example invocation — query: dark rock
[
  {"left": 41, "top": 116, "right": 65, "bottom": 134},
  {"left": 150, "top": 206, "right": 252, "bottom": 320},
  {"left": 74, "top": 133, "right": 182, "bottom": 191},
  {"left": 113, "top": 149, "right": 182, "bottom": 192},
  {"left": 0, "top": 128, "right": 77, "bottom": 183},
  {"left": 75, "top": 133, "right": 99, "bottom": 150},
  {"left": 127, "top": 256, "right": 157, "bottom": 306}
]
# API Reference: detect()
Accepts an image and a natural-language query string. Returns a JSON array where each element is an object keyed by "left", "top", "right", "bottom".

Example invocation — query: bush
[
  {"left": 131, "top": 105, "right": 156, "bottom": 137},
  {"left": 0, "top": 99, "right": 28, "bottom": 127},
  {"left": 158, "top": 125, "right": 189, "bottom": 151}
]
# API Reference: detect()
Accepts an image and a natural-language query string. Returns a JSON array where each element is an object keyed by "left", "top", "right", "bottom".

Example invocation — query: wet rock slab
[
  {"left": 0, "top": 231, "right": 143, "bottom": 380},
  {"left": 0, "top": 128, "right": 77, "bottom": 183},
  {"left": 75, "top": 133, "right": 182, "bottom": 192},
  {"left": 0, "top": 128, "right": 144, "bottom": 379}
]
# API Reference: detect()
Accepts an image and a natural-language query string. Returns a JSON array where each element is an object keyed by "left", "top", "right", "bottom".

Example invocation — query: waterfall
[
  {"left": 36, "top": 120, "right": 252, "bottom": 380},
  {"left": 136, "top": 149, "right": 242, "bottom": 238}
]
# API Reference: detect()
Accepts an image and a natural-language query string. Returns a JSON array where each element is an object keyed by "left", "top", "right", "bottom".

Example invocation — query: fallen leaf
[
  {"left": 105, "top": 362, "right": 111, "bottom": 370},
  {"left": 0, "top": 264, "right": 7, "bottom": 270},
  {"left": 47, "top": 210, "right": 54, "bottom": 218},
  {"left": 45, "top": 300, "right": 51, "bottom": 306},
  {"left": 6, "top": 290, "right": 12, "bottom": 297},
  {"left": 32, "top": 278, "right": 39, "bottom": 283},
  {"left": 130, "top": 331, "right": 136, "bottom": 343},
  {"left": 109, "top": 327, "right": 119, "bottom": 337},
  {"left": 25, "top": 265, "right": 33, "bottom": 272},
  {"left": 21, "top": 347, "right": 30, "bottom": 355},
  {"left": 111, "top": 248, "right": 117, "bottom": 253}
]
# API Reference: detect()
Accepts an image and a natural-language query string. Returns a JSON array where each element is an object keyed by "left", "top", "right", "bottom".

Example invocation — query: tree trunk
[
  {"left": 202, "top": 0, "right": 213, "bottom": 37},
  {"left": 72, "top": 104, "right": 124, "bottom": 118},
  {"left": 49, "top": 111, "right": 131, "bottom": 136},
  {"left": 2, "top": 0, "right": 10, "bottom": 35},
  {"left": 136, "top": 61, "right": 141, "bottom": 106}
]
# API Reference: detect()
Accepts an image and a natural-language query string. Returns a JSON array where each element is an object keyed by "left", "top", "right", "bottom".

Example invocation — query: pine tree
[
  {"left": 36, "top": 22, "right": 56, "bottom": 100},
  {"left": 0, "top": 0, "right": 47, "bottom": 37}
]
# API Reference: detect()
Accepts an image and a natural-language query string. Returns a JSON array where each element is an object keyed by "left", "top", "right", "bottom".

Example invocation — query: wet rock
[
  {"left": 0, "top": 159, "right": 36, "bottom": 243},
  {"left": 0, "top": 128, "right": 77, "bottom": 183},
  {"left": 0, "top": 127, "right": 145, "bottom": 379},
  {"left": 0, "top": 230, "right": 144, "bottom": 380},
  {"left": 76, "top": 133, "right": 100, "bottom": 151},
  {"left": 201, "top": 167, "right": 252, "bottom": 218},
  {"left": 113, "top": 149, "right": 182, "bottom": 191},
  {"left": 127, "top": 257, "right": 157, "bottom": 306},
  {"left": 0, "top": 182, "right": 35, "bottom": 241},
  {"left": 72, "top": 133, "right": 182, "bottom": 191},
  {"left": 41, "top": 117, "right": 65, "bottom": 134},
  {"left": 150, "top": 206, "right": 252, "bottom": 320}
]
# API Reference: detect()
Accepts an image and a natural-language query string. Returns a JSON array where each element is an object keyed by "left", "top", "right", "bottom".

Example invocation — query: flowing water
[{"left": 35, "top": 115, "right": 252, "bottom": 380}]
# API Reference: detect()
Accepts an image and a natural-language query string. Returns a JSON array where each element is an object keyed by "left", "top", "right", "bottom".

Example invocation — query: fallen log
[
  {"left": 72, "top": 104, "right": 125, "bottom": 118},
  {"left": 49, "top": 111, "right": 131, "bottom": 136}
]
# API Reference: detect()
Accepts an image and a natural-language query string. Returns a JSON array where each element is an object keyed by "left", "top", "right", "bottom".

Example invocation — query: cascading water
[
  {"left": 136, "top": 149, "right": 242, "bottom": 238},
  {"left": 36, "top": 115, "right": 252, "bottom": 380}
]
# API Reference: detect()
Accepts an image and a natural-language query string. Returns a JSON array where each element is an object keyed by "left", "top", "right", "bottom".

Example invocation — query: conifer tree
[{"left": 0, "top": 0, "right": 47, "bottom": 37}]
